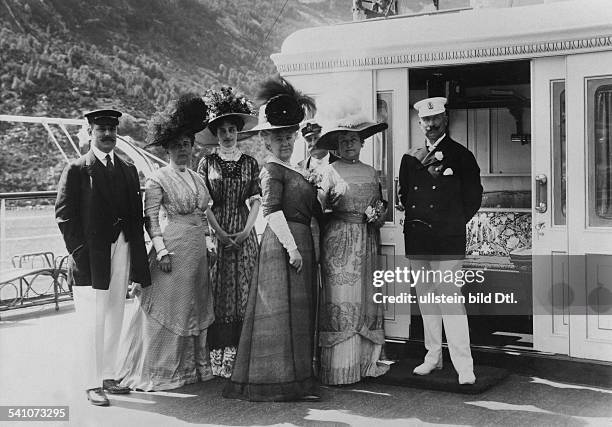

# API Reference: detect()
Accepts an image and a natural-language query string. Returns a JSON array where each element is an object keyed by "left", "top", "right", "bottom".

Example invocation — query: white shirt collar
[
  {"left": 426, "top": 133, "right": 446, "bottom": 151},
  {"left": 91, "top": 144, "right": 114, "bottom": 165}
]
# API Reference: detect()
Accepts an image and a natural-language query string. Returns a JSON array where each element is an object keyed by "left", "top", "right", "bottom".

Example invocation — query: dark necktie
[{"left": 105, "top": 154, "right": 114, "bottom": 173}]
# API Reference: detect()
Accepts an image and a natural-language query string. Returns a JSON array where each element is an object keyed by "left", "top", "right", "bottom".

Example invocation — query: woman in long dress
[
  {"left": 197, "top": 88, "right": 260, "bottom": 378},
  {"left": 223, "top": 77, "right": 320, "bottom": 401},
  {"left": 316, "top": 99, "right": 390, "bottom": 385},
  {"left": 117, "top": 94, "right": 217, "bottom": 391}
]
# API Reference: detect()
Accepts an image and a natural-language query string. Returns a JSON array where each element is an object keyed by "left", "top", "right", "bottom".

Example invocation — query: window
[
  {"left": 587, "top": 79, "right": 612, "bottom": 227},
  {"left": 551, "top": 81, "right": 566, "bottom": 226},
  {"left": 375, "top": 92, "right": 394, "bottom": 222}
]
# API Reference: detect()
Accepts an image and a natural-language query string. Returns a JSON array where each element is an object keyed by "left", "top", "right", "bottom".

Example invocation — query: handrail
[
  {"left": 0, "top": 191, "right": 57, "bottom": 200},
  {"left": 0, "top": 114, "right": 85, "bottom": 125},
  {"left": 0, "top": 189, "right": 151, "bottom": 200},
  {"left": 0, "top": 189, "right": 525, "bottom": 200}
]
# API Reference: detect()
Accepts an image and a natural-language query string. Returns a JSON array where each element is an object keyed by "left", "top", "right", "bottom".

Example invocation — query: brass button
[
  {"left": 414, "top": 186, "right": 418, "bottom": 190},
  {"left": 411, "top": 205, "right": 416, "bottom": 209},
  {"left": 429, "top": 204, "right": 434, "bottom": 208},
  {"left": 432, "top": 185, "right": 436, "bottom": 189}
]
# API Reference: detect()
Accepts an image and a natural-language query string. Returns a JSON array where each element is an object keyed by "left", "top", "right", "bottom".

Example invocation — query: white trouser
[
  {"left": 409, "top": 258, "right": 474, "bottom": 375},
  {"left": 72, "top": 232, "right": 131, "bottom": 390}
]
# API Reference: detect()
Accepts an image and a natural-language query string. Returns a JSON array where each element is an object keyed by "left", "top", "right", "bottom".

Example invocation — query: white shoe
[
  {"left": 458, "top": 372, "right": 476, "bottom": 385},
  {"left": 412, "top": 360, "right": 443, "bottom": 376}
]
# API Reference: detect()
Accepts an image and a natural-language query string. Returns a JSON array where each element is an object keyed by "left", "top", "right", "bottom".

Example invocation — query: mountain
[{"left": 0, "top": 0, "right": 350, "bottom": 192}]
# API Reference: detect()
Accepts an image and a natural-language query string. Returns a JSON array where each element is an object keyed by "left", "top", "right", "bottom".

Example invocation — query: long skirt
[
  {"left": 208, "top": 226, "right": 258, "bottom": 348},
  {"left": 116, "top": 303, "right": 213, "bottom": 391},
  {"left": 223, "top": 222, "right": 318, "bottom": 401},
  {"left": 319, "top": 220, "right": 389, "bottom": 385},
  {"left": 208, "top": 225, "right": 258, "bottom": 378}
]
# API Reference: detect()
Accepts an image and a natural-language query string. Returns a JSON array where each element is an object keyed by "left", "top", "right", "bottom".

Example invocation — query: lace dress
[{"left": 197, "top": 152, "right": 260, "bottom": 377}]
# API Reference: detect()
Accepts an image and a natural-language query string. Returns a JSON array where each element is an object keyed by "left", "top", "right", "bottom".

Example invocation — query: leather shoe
[
  {"left": 412, "top": 360, "right": 443, "bottom": 376},
  {"left": 86, "top": 388, "right": 110, "bottom": 406},
  {"left": 458, "top": 372, "right": 476, "bottom": 385},
  {"left": 299, "top": 394, "right": 321, "bottom": 402},
  {"left": 102, "top": 379, "right": 131, "bottom": 394}
]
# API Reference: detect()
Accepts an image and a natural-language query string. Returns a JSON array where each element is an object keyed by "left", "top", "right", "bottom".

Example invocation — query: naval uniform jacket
[
  {"left": 55, "top": 150, "right": 151, "bottom": 290},
  {"left": 398, "top": 135, "right": 482, "bottom": 258}
]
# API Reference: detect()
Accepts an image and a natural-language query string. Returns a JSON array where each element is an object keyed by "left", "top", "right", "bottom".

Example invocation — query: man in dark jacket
[
  {"left": 55, "top": 109, "right": 151, "bottom": 406},
  {"left": 398, "top": 97, "right": 482, "bottom": 385}
]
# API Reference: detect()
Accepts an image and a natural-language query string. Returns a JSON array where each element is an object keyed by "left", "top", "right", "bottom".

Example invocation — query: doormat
[{"left": 370, "top": 358, "right": 509, "bottom": 394}]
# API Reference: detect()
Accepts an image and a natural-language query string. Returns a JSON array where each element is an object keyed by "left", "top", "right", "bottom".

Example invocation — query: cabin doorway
[{"left": 385, "top": 60, "right": 535, "bottom": 350}]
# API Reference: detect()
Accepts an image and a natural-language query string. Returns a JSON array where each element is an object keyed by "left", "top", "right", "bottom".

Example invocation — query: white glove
[{"left": 265, "top": 211, "right": 298, "bottom": 253}]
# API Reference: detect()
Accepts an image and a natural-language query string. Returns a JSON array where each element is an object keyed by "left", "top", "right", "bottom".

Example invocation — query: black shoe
[
  {"left": 86, "top": 388, "right": 110, "bottom": 406},
  {"left": 102, "top": 379, "right": 131, "bottom": 394}
]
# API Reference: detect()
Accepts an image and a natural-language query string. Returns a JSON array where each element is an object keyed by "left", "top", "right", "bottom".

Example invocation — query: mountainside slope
[{"left": 0, "top": 0, "right": 349, "bottom": 192}]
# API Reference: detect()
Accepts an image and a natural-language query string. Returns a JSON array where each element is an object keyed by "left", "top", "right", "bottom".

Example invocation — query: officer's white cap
[{"left": 414, "top": 97, "right": 447, "bottom": 118}]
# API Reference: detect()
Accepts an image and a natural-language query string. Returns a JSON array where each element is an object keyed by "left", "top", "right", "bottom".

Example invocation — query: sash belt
[{"left": 331, "top": 211, "right": 366, "bottom": 224}]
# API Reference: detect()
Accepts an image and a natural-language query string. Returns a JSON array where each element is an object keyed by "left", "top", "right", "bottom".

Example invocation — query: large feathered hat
[
  {"left": 315, "top": 95, "right": 387, "bottom": 150},
  {"left": 239, "top": 76, "right": 315, "bottom": 137},
  {"left": 146, "top": 93, "right": 208, "bottom": 147},
  {"left": 202, "top": 87, "right": 257, "bottom": 144}
]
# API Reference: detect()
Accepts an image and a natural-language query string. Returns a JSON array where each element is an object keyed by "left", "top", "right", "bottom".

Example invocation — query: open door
[
  {"left": 532, "top": 56, "right": 570, "bottom": 355},
  {"left": 376, "top": 68, "right": 412, "bottom": 340}
]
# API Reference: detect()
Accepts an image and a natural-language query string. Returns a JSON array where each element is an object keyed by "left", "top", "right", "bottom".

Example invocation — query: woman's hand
[
  {"left": 230, "top": 229, "right": 251, "bottom": 246},
  {"left": 205, "top": 236, "right": 218, "bottom": 265},
  {"left": 158, "top": 254, "right": 172, "bottom": 273},
  {"left": 217, "top": 230, "right": 239, "bottom": 250},
  {"left": 373, "top": 206, "right": 388, "bottom": 228},
  {"left": 288, "top": 249, "right": 303, "bottom": 273},
  {"left": 129, "top": 282, "right": 143, "bottom": 298}
]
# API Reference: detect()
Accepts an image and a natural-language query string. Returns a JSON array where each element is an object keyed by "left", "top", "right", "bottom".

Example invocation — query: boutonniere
[
  {"left": 304, "top": 169, "right": 324, "bottom": 189},
  {"left": 364, "top": 199, "right": 387, "bottom": 223},
  {"left": 434, "top": 151, "right": 444, "bottom": 161},
  {"left": 443, "top": 167, "right": 454, "bottom": 176}
]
